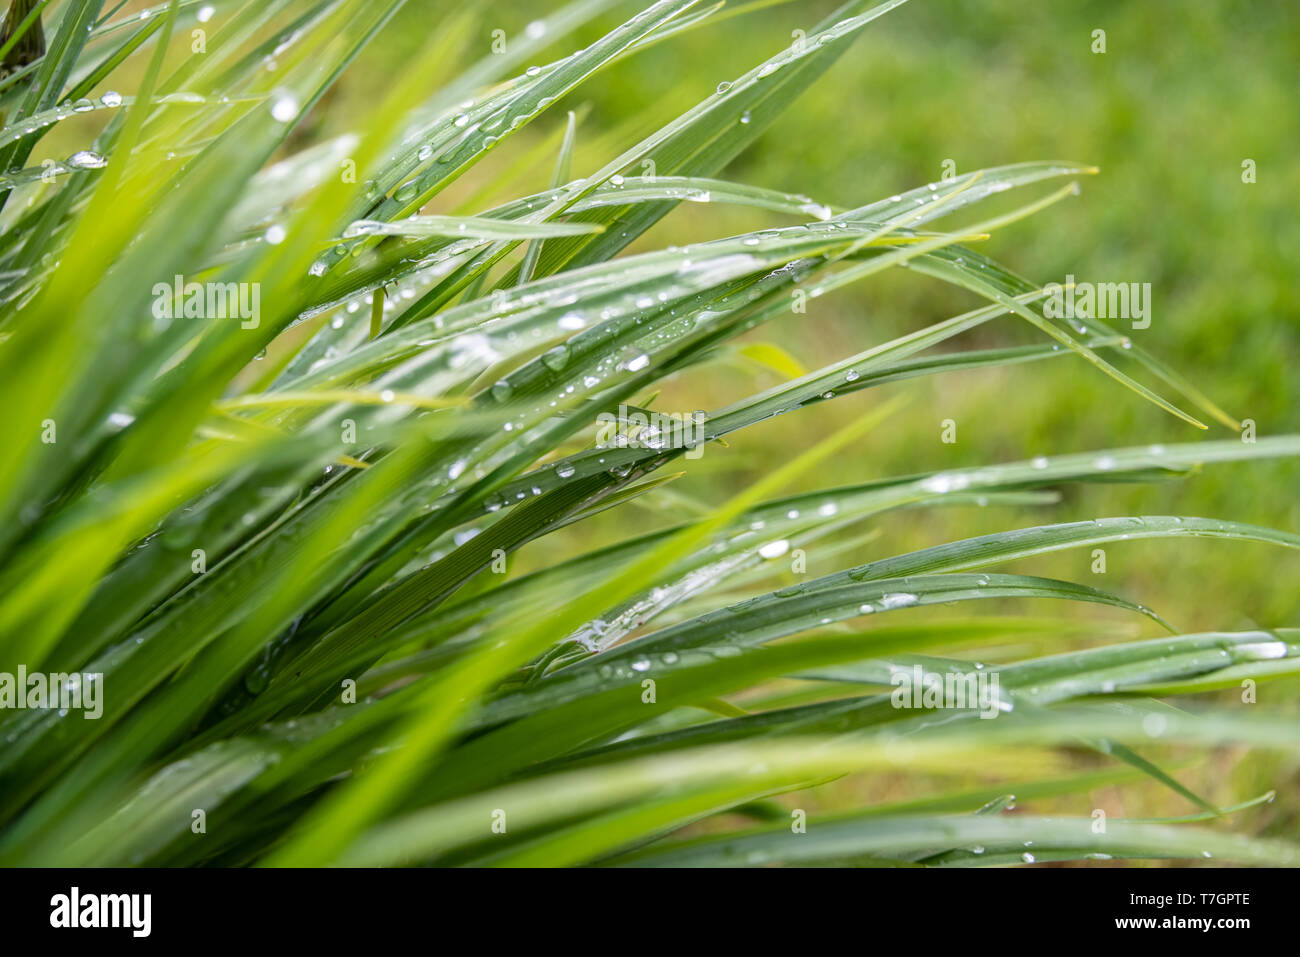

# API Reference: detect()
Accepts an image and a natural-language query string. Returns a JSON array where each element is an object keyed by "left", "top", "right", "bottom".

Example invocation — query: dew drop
[
  {"left": 67, "top": 150, "right": 106, "bottom": 170},
  {"left": 270, "top": 93, "right": 298, "bottom": 122},
  {"left": 541, "top": 344, "right": 569, "bottom": 371}
]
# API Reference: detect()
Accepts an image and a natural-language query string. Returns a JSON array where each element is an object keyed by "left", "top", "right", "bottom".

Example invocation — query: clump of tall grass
[{"left": 0, "top": 0, "right": 1296, "bottom": 867}]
